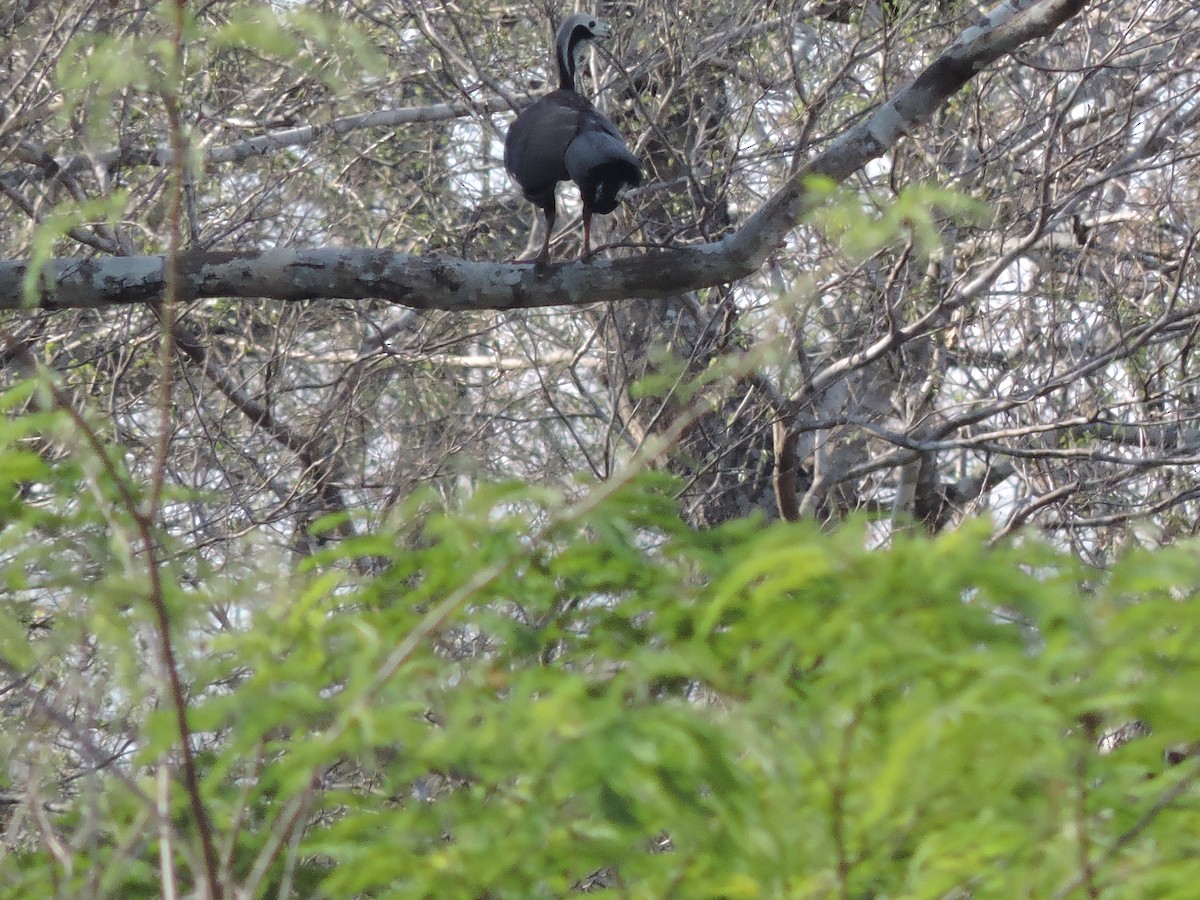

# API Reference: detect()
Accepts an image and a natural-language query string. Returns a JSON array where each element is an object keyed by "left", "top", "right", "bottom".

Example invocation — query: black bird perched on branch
[{"left": 504, "top": 12, "right": 642, "bottom": 264}]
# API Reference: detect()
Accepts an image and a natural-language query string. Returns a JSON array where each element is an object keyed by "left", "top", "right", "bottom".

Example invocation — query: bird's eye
[{"left": 589, "top": 20, "right": 596, "bottom": 28}]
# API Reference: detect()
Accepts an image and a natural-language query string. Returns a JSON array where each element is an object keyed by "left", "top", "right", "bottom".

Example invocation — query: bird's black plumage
[{"left": 504, "top": 13, "right": 641, "bottom": 263}]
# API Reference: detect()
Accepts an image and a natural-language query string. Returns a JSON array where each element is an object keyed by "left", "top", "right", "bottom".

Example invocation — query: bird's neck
[
  {"left": 557, "top": 36, "right": 584, "bottom": 92},
  {"left": 557, "top": 59, "right": 575, "bottom": 92}
]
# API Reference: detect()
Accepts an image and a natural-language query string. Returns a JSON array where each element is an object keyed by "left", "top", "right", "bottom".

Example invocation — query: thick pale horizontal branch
[{"left": 0, "top": 245, "right": 748, "bottom": 311}]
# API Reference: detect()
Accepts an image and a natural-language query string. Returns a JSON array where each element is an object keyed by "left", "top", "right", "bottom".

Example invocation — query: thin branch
[
  {"left": 154, "top": 5, "right": 222, "bottom": 893},
  {"left": 0, "top": 98, "right": 518, "bottom": 186}
]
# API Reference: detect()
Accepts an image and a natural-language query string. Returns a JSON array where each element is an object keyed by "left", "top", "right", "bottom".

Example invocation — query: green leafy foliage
[
  {"left": 810, "top": 180, "right": 987, "bottom": 261},
  {"left": 1, "top": 389, "right": 1198, "bottom": 897}
]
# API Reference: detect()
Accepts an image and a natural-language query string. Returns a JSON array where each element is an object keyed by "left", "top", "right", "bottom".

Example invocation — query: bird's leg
[
  {"left": 580, "top": 209, "right": 593, "bottom": 260},
  {"left": 534, "top": 205, "right": 555, "bottom": 266}
]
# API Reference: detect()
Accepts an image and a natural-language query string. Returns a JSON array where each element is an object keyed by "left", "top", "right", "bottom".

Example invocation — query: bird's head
[{"left": 555, "top": 13, "right": 611, "bottom": 90}]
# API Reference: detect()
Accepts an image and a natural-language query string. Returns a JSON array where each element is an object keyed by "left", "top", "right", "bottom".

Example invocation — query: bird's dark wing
[
  {"left": 564, "top": 125, "right": 641, "bottom": 189},
  {"left": 504, "top": 95, "right": 580, "bottom": 204}
]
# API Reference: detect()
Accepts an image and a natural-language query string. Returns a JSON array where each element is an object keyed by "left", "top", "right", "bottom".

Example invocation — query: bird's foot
[{"left": 509, "top": 252, "right": 552, "bottom": 268}]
